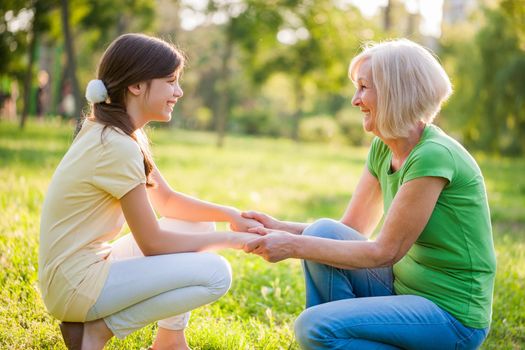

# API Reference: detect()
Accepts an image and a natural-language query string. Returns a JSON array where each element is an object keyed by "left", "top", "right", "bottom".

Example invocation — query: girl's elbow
[
  {"left": 138, "top": 243, "right": 157, "bottom": 256},
  {"left": 133, "top": 235, "right": 162, "bottom": 256}
]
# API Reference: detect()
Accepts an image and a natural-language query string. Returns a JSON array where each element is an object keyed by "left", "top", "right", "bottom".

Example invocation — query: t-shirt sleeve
[
  {"left": 402, "top": 141, "right": 455, "bottom": 184},
  {"left": 92, "top": 134, "right": 147, "bottom": 199},
  {"left": 366, "top": 137, "right": 381, "bottom": 178}
]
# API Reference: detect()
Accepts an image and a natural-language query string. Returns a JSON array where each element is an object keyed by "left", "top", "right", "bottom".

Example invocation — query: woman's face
[
  {"left": 143, "top": 73, "right": 183, "bottom": 123},
  {"left": 351, "top": 59, "right": 378, "bottom": 135}
]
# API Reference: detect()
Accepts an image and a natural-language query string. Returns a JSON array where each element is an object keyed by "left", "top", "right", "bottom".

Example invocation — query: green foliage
[
  {"left": 442, "top": 3, "right": 525, "bottom": 155},
  {"left": 298, "top": 115, "right": 340, "bottom": 143},
  {"left": 0, "top": 120, "right": 524, "bottom": 349}
]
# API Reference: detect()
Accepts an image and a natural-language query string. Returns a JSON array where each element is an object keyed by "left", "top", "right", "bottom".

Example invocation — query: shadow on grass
[{"left": 0, "top": 146, "right": 65, "bottom": 168}]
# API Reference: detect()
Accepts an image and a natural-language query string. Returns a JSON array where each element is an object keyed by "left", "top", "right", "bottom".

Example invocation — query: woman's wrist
[{"left": 281, "top": 221, "right": 307, "bottom": 235}]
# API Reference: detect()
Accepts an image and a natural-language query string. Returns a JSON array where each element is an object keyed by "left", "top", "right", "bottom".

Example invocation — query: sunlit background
[{"left": 0, "top": 0, "right": 523, "bottom": 152}]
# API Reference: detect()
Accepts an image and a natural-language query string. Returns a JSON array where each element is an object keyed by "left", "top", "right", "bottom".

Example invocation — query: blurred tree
[
  {"left": 443, "top": 2, "right": 525, "bottom": 155},
  {"left": 60, "top": 0, "right": 82, "bottom": 127},
  {"left": 2, "top": 0, "right": 155, "bottom": 127},
  {"left": 9, "top": 0, "right": 55, "bottom": 128},
  {"left": 232, "top": 0, "right": 370, "bottom": 140}
]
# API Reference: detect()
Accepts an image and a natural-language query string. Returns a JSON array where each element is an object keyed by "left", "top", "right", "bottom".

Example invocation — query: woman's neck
[{"left": 383, "top": 122, "right": 426, "bottom": 171}]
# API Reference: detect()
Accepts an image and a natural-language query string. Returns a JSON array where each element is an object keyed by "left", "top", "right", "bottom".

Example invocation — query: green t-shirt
[{"left": 367, "top": 124, "right": 496, "bottom": 328}]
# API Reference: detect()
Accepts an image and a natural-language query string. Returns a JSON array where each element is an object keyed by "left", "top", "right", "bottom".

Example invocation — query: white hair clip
[{"left": 85, "top": 79, "right": 109, "bottom": 104}]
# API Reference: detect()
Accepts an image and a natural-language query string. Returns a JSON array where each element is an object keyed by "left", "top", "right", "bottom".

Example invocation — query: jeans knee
[
  {"left": 294, "top": 308, "right": 322, "bottom": 349},
  {"left": 303, "top": 218, "right": 345, "bottom": 240},
  {"left": 204, "top": 253, "right": 232, "bottom": 297},
  {"left": 303, "top": 218, "right": 365, "bottom": 242}
]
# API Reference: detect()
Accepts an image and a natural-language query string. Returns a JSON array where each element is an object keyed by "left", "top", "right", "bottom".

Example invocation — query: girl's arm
[
  {"left": 121, "top": 183, "right": 259, "bottom": 256},
  {"left": 146, "top": 167, "right": 260, "bottom": 231},
  {"left": 245, "top": 176, "right": 448, "bottom": 268}
]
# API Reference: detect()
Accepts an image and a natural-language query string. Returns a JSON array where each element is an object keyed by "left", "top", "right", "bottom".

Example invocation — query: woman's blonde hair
[{"left": 349, "top": 38, "right": 452, "bottom": 139}]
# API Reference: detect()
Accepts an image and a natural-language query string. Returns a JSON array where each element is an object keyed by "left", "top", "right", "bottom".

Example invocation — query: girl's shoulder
[{"left": 78, "top": 120, "right": 143, "bottom": 162}]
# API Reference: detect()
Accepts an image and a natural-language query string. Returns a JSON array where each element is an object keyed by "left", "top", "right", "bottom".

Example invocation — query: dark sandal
[{"left": 59, "top": 322, "right": 84, "bottom": 350}]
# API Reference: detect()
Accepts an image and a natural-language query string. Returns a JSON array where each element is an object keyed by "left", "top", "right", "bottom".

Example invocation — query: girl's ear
[{"left": 127, "top": 83, "right": 143, "bottom": 96}]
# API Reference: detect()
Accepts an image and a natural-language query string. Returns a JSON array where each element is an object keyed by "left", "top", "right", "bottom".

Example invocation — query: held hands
[
  {"left": 241, "top": 211, "right": 284, "bottom": 231},
  {"left": 242, "top": 227, "right": 297, "bottom": 263},
  {"left": 228, "top": 209, "right": 264, "bottom": 232}
]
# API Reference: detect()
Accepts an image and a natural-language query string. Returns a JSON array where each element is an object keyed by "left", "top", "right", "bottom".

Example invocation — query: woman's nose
[{"left": 351, "top": 91, "right": 360, "bottom": 106}]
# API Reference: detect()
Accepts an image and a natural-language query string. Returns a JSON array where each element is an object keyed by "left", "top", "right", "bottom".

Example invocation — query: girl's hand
[
  {"left": 241, "top": 211, "right": 284, "bottom": 231},
  {"left": 229, "top": 210, "right": 264, "bottom": 232}
]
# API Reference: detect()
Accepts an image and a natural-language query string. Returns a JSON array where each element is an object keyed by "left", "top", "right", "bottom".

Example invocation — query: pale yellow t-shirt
[{"left": 39, "top": 120, "right": 146, "bottom": 321}]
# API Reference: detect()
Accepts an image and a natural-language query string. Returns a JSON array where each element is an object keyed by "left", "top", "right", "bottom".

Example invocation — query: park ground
[{"left": 0, "top": 120, "right": 523, "bottom": 349}]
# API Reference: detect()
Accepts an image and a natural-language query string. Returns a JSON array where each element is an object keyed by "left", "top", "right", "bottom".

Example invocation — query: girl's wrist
[{"left": 222, "top": 206, "right": 240, "bottom": 222}]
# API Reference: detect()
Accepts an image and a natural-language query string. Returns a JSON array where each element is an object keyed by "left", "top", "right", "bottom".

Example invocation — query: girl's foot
[
  {"left": 59, "top": 322, "right": 84, "bottom": 350},
  {"left": 81, "top": 318, "right": 114, "bottom": 350},
  {"left": 151, "top": 327, "right": 190, "bottom": 350}
]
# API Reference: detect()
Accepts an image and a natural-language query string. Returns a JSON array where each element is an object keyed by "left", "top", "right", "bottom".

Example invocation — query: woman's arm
[
  {"left": 340, "top": 167, "right": 384, "bottom": 238},
  {"left": 146, "top": 167, "right": 260, "bottom": 231},
  {"left": 122, "top": 184, "right": 259, "bottom": 256},
  {"left": 243, "top": 166, "right": 382, "bottom": 236},
  {"left": 245, "top": 176, "right": 448, "bottom": 269}
]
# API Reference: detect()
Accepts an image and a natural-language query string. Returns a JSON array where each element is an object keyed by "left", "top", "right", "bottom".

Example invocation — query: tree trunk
[
  {"left": 216, "top": 32, "right": 233, "bottom": 148},
  {"left": 20, "top": 6, "right": 40, "bottom": 129},
  {"left": 60, "top": 0, "right": 83, "bottom": 127},
  {"left": 383, "top": 0, "right": 392, "bottom": 31},
  {"left": 291, "top": 79, "right": 304, "bottom": 141}
]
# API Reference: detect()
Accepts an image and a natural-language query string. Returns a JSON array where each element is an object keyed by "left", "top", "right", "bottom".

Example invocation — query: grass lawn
[{"left": 0, "top": 119, "right": 523, "bottom": 349}]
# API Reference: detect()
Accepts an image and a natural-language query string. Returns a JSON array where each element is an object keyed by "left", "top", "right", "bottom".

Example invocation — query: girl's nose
[{"left": 174, "top": 85, "right": 183, "bottom": 98}]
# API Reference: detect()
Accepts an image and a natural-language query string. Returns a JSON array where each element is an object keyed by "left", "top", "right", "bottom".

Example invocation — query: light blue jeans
[
  {"left": 85, "top": 218, "right": 232, "bottom": 339},
  {"left": 295, "top": 219, "right": 489, "bottom": 350}
]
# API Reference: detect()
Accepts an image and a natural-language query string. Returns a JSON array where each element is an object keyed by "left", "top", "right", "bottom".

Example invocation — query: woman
[
  {"left": 243, "top": 39, "right": 496, "bottom": 350},
  {"left": 39, "top": 33, "right": 261, "bottom": 350}
]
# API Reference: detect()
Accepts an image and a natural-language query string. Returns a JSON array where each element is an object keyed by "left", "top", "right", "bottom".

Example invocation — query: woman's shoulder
[
  {"left": 414, "top": 124, "right": 482, "bottom": 178},
  {"left": 422, "top": 124, "right": 468, "bottom": 155}
]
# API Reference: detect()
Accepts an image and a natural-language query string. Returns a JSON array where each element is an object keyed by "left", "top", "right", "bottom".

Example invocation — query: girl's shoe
[{"left": 59, "top": 322, "right": 84, "bottom": 350}]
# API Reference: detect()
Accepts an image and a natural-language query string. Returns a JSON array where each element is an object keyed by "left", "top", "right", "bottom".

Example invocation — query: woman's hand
[{"left": 243, "top": 227, "right": 298, "bottom": 262}]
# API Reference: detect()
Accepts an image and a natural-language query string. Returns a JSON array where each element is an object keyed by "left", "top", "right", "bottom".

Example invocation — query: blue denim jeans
[{"left": 294, "top": 219, "right": 489, "bottom": 350}]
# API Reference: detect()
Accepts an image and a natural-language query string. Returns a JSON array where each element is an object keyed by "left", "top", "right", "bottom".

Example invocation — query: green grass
[{"left": 0, "top": 119, "right": 523, "bottom": 349}]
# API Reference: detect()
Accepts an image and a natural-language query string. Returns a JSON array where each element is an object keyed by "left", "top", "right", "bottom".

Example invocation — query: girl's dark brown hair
[{"left": 89, "top": 33, "right": 184, "bottom": 186}]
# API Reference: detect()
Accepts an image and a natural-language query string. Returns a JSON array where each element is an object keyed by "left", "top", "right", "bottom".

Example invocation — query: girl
[{"left": 39, "top": 33, "right": 261, "bottom": 350}]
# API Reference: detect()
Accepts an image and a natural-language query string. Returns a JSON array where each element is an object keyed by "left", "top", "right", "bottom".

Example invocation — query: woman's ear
[{"left": 127, "top": 83, "right": 143, "bottom": 96}]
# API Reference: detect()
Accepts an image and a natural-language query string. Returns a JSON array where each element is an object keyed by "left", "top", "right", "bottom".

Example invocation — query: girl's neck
[{"left": 126, "top": 97, "right": 146, "bottom": 130}]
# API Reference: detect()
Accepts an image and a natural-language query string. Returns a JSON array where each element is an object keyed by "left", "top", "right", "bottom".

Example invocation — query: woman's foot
[
  {"left": 81, "top": 318, "right": 114, "bottom": 350},
  {"left": 59, "top": 322, "right": 84, "bottom": 350},
  {"left": 151, "top": 327, "right": 190, "bottom": 350}
]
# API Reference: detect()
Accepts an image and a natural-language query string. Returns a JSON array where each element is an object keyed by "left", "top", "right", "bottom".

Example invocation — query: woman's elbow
[{"left": 372, "top": 244, "right": 403, "bottom": 267}]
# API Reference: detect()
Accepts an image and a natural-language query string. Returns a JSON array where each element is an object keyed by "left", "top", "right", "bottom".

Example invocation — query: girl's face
[
  {"left": 142, "top": 73, "right": 183, "bottom": 123},
  {"left": 351, "top": 59, "right": 378, "bottom": 135}
]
